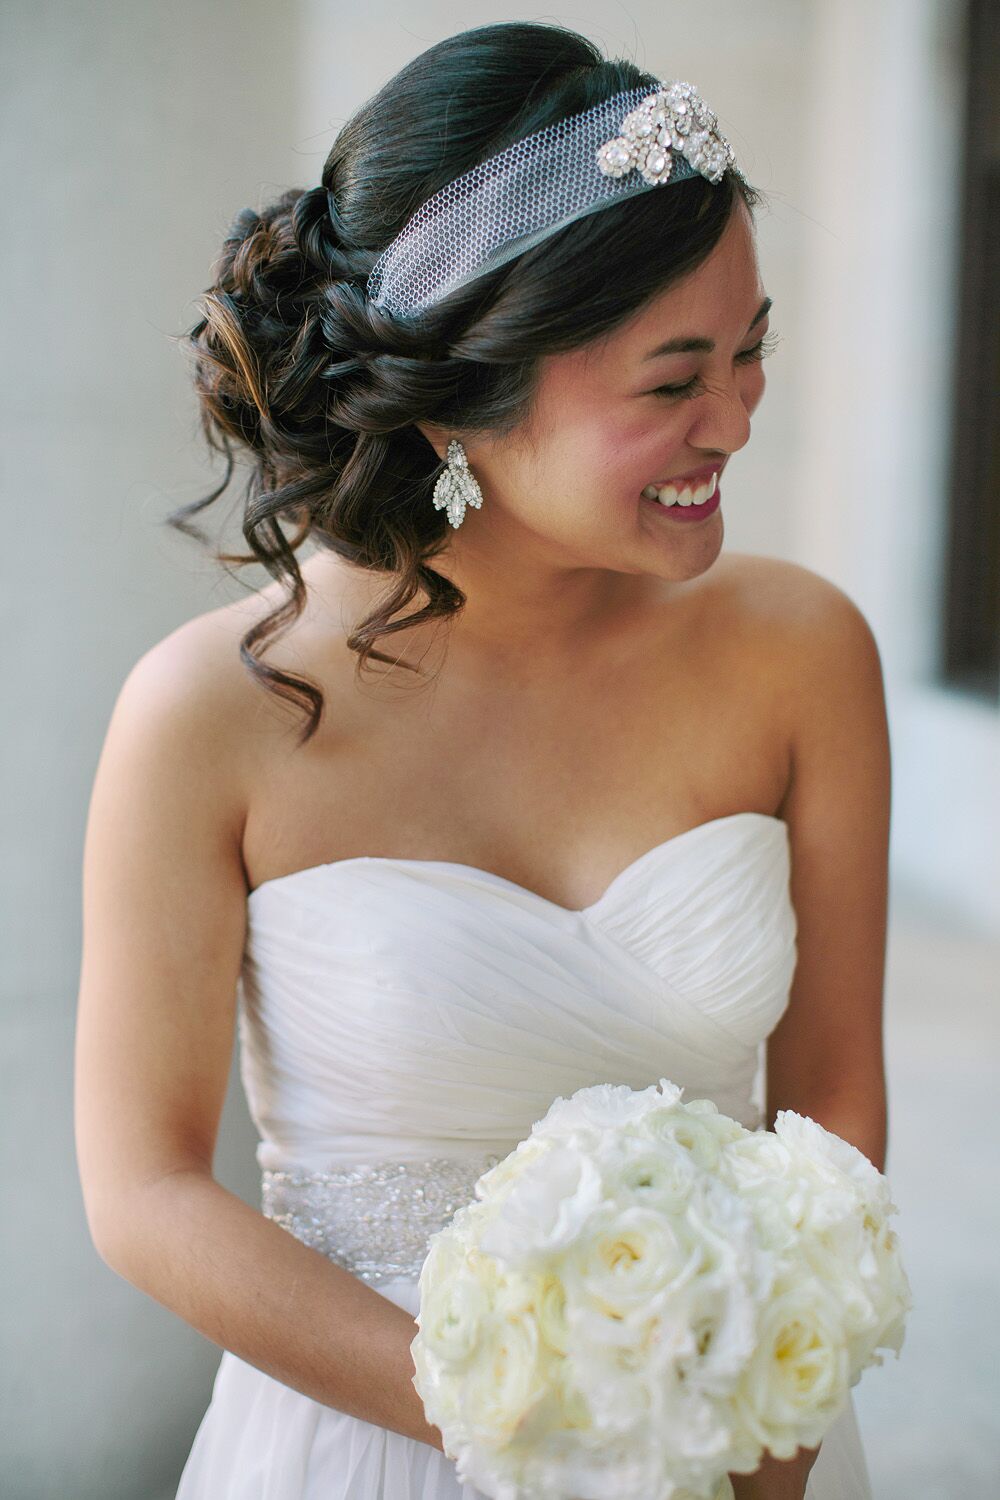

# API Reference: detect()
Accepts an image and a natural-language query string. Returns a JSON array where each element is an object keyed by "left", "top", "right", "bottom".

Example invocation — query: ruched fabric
[{"left": 175, "top": 812, "right": 873, "bottom": 1498}]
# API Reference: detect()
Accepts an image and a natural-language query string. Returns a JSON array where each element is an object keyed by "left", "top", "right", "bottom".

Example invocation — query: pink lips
[{"left": 641, "top": 480, "right": 722, "bottom": 521}]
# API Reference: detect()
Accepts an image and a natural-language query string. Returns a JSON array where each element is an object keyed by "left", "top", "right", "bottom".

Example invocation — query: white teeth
[{"left": 644, "top": 470, "right": 719, "bottom": 507}]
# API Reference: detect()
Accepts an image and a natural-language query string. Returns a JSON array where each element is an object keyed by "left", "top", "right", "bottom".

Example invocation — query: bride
[{"left": 74, "top": 21, "right": 888, "bottom": 1500}]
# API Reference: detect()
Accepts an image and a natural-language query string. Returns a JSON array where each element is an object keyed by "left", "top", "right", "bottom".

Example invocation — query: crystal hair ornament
[{"left": 366, "top": 80, "right": 742, "bottom": 319}]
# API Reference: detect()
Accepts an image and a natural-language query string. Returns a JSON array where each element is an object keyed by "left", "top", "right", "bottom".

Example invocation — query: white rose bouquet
[{"left": 410, "top": 1079, "right": 912, "bottom": 1500}]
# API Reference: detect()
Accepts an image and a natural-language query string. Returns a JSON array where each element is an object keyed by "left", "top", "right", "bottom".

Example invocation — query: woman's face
[{"left": 437, "top": 199, "right": 772, "bottom": 586}]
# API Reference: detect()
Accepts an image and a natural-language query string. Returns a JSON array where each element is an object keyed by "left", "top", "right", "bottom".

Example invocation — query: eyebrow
[{"left": 642, "top": 296, "right": 773, "bottom": 359}]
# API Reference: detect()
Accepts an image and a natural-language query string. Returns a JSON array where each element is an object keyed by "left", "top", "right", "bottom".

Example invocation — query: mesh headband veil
[{"left": 365, "top": 80, "right": 743, "bottom": 319}]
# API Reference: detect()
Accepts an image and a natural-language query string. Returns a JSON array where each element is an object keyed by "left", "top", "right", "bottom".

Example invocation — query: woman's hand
[{"left": 728, "top": 1442, "right": 821, "bottom": 1500}]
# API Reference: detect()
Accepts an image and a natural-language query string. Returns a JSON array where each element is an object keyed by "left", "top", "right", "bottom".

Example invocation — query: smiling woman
[
  {"left": 76, "top": 18, "right": 888, "bottom": 1500},
  {"left": 167, "top": 27, "right": 766, "bottom": 743}
]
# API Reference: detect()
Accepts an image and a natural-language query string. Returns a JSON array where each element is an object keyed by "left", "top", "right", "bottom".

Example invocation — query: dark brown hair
[{"left": 168, "top": 21, "right": 763, "bottom": 744}]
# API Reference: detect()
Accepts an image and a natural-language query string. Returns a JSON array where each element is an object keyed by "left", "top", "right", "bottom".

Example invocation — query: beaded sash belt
[{"left": 260, "top": 1152, "right": 501, "bottom": 1286}]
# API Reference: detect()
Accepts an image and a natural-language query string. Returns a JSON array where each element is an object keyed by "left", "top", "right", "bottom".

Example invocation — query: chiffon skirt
[{"left": 174, "top": 1272, "right": 874, "bottom": 1499}]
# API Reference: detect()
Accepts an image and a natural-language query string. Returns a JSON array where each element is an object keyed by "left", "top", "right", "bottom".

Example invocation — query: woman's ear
[{"left": 414, "top": 421, "right": 448, "bottom": 463}]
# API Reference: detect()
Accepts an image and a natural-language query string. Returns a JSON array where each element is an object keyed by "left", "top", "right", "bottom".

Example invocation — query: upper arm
[
  {"left": 764, "top": 566, "right": 891, "bottom": 1129},
  {"left": 74, "top": 615, "right": 252, "bottom": 1263}
]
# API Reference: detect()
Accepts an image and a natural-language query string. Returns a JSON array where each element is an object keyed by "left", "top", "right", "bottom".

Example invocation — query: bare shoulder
[
  {"left": 710, "top": 551, "right": 885, "bottom": 692},
  {"left": 704, "top": 552, "right": 888, "bottom": 812},
  {"left": 111, "top": 586, "right": 294, "bottom": 829},
  {"left": 711, "top": 550, "right": 879, "bottom": 638},
  {"left": 77, "top": 591, "right": 299, "bottom": 1239},
  {"left": 713, "top": 563, "right": 892, "bottom": 1135}
]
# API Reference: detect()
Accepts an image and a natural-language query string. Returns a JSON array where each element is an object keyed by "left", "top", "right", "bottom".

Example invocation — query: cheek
[
  {"left": 528, "top": 415, "right": 630, "bottom": 494},
  {"left": 613, "top": 411, "right": 689, "bottom": 487},
  {"left": 515, "top": 385, "right": 688, "bottom": 520},
  {"left": 577, "top": 430, "right": 659, "bottom": 508}
]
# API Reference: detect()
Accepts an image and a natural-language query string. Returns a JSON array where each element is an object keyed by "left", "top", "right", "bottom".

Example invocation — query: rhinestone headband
[{"left": 366, "top": 79, "right": 743, "bottom": 319}]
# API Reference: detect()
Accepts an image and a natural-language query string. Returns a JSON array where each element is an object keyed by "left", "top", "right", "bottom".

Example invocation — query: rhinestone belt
[{"left": 260, "top": 1152, "right": 501, "bottom": 1286}]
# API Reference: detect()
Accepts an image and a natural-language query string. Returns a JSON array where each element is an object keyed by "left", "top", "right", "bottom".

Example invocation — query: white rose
[
  {"left": 455, "top": 1301, "right": 549, "bottom": 1448},
  {"left": 681, "top": 1096, "right": 751, "bottom": 1148},
  {"left": 477, "top": 1143, "right": 604, "bottom": 1269},
  {"left": 416, "top": 1233, "right": 490, "bottom": 1366},
  {"left": 723, "top": 1126, "right": 912, "bottom": 1383},
  {"left": 561, "top": 1306, "right": 662, "bottom": 1435},
  {"left": 719, "top": 1132, "right": 814, "bottom": 1253},
  {"left": 792, "top": 1219, "right": 874, "bottom": 1329},
  {"left": 773, "top": 1110, "right": 890, "bottom": 1215},
  {"left": 561, "top": 1315, "right": 739, "bottom": 1490},
  {"left": 534, "top": 1270, "right": 571, "bottom": 1356},
  {"left": 731, "top": 1270, "right": 851, "bottom": 1455},
  {"left": 682, "top": 1173, "right": 767, "bottom": 1285},
  {"left": 634, "top": 1104, "right": 732, "bottom": 1174},
  {"left": 599, "top": 1132, "right": 700, "bottom": 1216},
  {"left": 531, "top": 1079, "right": 678, "bottom": 1146},
  {"left": 563, "top": 1202, "right": 706, "bottom": 1321},
  {"left": 835, "top": 1213, "right": 914, "bottom": 1371},
  {"left": 410, "top": 1334, "right": 464, "bottom": 1434},
  {"left": 474, "top": 1136, "right": 549, "bottom": 1205},
  {"left": 673, "top": 1176, "right": 775, "bottom": 1387}
]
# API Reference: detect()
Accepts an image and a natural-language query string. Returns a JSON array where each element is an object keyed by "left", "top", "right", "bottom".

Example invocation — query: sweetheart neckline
[{"left": 246, "top": 810, "right": 787, "bottom": 917}]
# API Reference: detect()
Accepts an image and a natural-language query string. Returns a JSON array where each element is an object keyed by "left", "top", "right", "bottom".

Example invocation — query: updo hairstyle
[{"left": 169, "top": 21, "right": 762, "bottom": 742}]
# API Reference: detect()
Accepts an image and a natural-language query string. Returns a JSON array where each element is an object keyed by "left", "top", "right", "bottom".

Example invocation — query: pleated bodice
[{"left": 237, "top": 811, "right": 797, "bottom": 1175}]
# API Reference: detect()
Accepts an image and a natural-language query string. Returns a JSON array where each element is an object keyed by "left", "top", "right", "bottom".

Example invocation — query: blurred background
[{"left": 2, "top": 1, "right": 997, "bottom": 1496}]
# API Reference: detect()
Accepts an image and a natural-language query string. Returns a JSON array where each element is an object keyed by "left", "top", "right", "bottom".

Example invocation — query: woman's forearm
[
  {"left": 730, "top": 1442, "right": 821, "bottom": 1500},
  {"left": 93, "top": 1167, "right": 445, "bottom": 1451}
]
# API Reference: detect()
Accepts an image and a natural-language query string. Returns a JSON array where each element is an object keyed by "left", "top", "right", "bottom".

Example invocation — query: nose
[{"left": 686, "top": 379, "right": 757, "bottom": 456}]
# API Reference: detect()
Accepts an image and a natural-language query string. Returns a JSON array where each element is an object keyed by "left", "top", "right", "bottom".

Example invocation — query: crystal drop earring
[{"left": 432, "top": 438, "right": 484, "bottom": 529}]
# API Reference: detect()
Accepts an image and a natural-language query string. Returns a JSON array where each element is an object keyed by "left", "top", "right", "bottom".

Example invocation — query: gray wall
[{"left": 1, "top": 2, "right": 299, "bottom": 1496}]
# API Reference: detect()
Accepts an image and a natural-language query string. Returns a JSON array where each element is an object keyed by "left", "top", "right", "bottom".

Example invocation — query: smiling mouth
[{"left": 641, "top": 469, "right": 720, "bottom": 508}]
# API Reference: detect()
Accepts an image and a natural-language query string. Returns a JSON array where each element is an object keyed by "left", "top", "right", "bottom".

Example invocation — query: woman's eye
[{"left": 650, "top": 329, "right": 781, "bottom": 400}]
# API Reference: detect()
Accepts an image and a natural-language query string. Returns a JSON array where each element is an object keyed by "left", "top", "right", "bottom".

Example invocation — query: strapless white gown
[{"left": 175, "top": 812, "right": 874, "bottom": 1498}]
